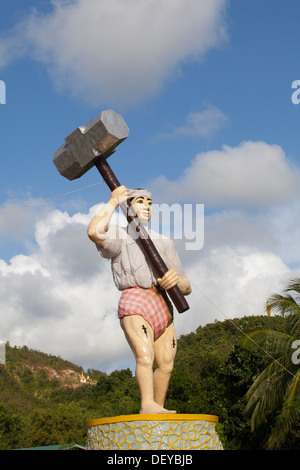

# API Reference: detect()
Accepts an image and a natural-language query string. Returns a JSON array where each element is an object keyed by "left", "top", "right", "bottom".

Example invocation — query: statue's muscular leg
[
  {"left": 120, "top": 315, "right": 176, "bottom": 414},
  {"left": 153, "top": 322, "right": 177, "bottom": 410}
]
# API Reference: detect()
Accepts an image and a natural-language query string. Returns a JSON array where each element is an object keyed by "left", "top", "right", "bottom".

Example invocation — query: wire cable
[
  {"left": 188, "top": 279, "right": 300, "bottom": 382},
  {"left": 152, "top": 238, "right": 300, "bottom": 383},
  {"left": 0, "top": 184, "right": 298, "bottom": 382},
  {"left": 0, "top": 181, "right": 105, "bottom": 214}
]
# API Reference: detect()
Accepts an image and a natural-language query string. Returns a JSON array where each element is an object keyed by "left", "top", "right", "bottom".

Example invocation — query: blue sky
[{"left": 1, "top": 0, "right": 300, "bottom": 372}]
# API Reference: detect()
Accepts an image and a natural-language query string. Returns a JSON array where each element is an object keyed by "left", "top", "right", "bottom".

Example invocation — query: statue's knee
[
  {"left": 136, "top": 354, "right": 153, "bottom": 369},
  {"left": 157, "top": 359, "right": 174, "bottom": 375}
]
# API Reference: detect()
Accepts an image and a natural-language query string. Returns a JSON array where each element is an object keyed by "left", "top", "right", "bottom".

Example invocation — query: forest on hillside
[{"left": 0, "top": 314, "right": 299, "bottom": 450}]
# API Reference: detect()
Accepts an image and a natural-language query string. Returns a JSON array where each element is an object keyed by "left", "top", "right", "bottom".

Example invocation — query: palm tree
[{"left": 243, "top": 278, "right": 300, "bottom": 449}]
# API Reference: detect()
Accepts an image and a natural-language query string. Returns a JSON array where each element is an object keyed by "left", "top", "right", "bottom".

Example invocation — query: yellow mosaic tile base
[{"left": 86, "top": 414, "right": 223, "bottom": 450}]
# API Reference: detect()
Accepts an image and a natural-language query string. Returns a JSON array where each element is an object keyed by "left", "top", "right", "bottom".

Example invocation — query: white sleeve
[{"left": 96, "top": 225, "right": 126, "bottom": 259}]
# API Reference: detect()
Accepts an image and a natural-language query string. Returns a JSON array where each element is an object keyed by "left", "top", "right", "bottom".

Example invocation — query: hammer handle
[{"left": 94, "top": 156, "right": 189, "bottom": 313}]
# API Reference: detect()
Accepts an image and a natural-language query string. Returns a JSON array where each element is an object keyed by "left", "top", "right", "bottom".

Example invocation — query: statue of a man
[{"left": 88, "top": 185, "right": 191, "bottom": 414}]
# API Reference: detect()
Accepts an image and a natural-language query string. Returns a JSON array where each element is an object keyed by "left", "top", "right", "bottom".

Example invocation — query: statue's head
[{"left": 129, "top": 188, "right": 152, "bottom": 225}]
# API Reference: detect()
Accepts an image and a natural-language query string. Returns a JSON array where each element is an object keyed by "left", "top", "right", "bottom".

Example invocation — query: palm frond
[
  {"left": 285, "top": 278, "right": 300, "bottom": 295},
  {"left": 283, "top": 369, "right": 300, "bottom": 409},
  {"left": 246, "top": 357, "right": 286, "bottom": 402},
  {"left": 245, "top": 354, "right": 296, "bottom": 430},
  {"left": 266, "top": 293, "right": 300, "bottom": 317},
  {"left": 245, "top": 277, "right": 300, "bottom": 446},
  {"left": 266, "top": 370, "right": 300, "bottom": 449},
  {"left": 247, "top": 372, "right": 291, "bottom": 431},
  {"left": 243, "top": 329, "right": 295, "bottom": 358},
  {"left": 287, "top": 311, "right": 300, "bottom": 338}
]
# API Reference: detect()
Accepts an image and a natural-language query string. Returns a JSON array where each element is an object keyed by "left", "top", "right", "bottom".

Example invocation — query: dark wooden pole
[{"left": 94, "top": 156, "right": 189, "bottom": 313}]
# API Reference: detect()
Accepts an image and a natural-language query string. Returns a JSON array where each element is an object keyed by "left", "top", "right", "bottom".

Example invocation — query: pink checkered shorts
[{"left": 118, "top": 286, "right": 173, "bottom": 341}]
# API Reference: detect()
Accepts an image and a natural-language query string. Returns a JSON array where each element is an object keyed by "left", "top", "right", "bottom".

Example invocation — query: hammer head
[{"left": 53, "top": 109, "right": 129, "bottom": 180}]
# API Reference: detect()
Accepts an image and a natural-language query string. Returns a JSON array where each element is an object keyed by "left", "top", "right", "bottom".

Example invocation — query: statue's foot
[{"left": 140, "top": 401, "right": 177, "bottom": 414}]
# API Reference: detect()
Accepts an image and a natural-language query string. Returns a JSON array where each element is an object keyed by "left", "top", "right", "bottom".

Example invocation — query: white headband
[{"left": 129, "top": 189, "right": 152, "bottom": 199}]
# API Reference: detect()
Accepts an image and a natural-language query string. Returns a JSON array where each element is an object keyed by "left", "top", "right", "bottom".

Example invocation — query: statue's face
[{"left": 131, "top": 196, "right": 152, "bottom": 224}]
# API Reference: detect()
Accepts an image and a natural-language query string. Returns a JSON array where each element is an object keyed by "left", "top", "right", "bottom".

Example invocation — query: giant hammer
[{"left": 53, "top": 109, "right": 189, "bottom": 313}]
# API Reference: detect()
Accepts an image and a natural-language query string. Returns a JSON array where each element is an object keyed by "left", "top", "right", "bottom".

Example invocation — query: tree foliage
[
  {"left": 0, "top": 314, "right": 298, "bottom": 450},
  {"left": 243, "top": 278, "right": 300, "bottom": 449}
]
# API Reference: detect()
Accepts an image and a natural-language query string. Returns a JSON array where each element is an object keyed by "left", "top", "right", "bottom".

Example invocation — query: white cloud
[
  {"left": 157, "top": 105, "right": 228, "bottom": 140},
  {"left": 175, "top": 246, "right": 293, "bottom": 336},
  {"left": 264, "top": 199, "right": 300, "bottom": 268},
  {"left": 0, "top": 0, "right": 228, "bottom": 107},
  {"left": 149, "top": 141, "right": 300, "bottom": 207},
  {"left": 0, "top": 187, "right": 299, "bottom": 372},
  {"left": 0, "top": 205, "right": 132, "bottom": 372},
  {"left": 0, "top": 198, "right": 49, "bottom": 244}
]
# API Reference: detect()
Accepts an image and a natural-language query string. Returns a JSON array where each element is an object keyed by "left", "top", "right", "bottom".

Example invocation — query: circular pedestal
[{"left": 86, "top": 414, "right": 223, "bottom": 450}]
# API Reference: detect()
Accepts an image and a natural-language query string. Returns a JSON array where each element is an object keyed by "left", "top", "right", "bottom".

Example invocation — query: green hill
[{"left": 1, "top": 314, "right": 298, "bottom": 450}]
